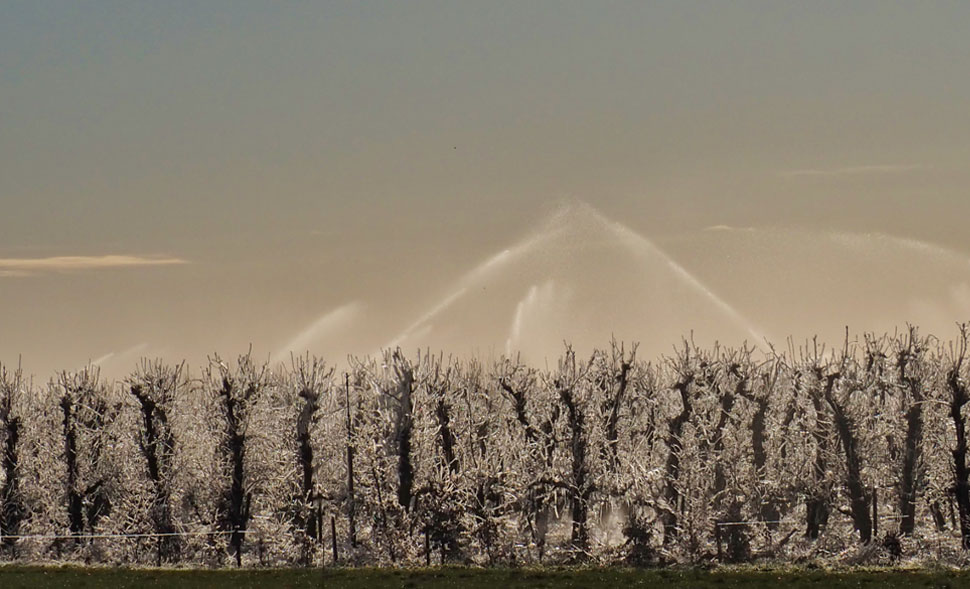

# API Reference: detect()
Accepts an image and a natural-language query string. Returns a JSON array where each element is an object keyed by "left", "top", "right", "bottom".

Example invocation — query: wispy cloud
[
  {"left": 779, "top": 164, "right": 928, "bottom": 178},
  {"left": 830, "top": 231, "right": 970, "bottom": 267},
  {"left": 703, "top": 224, "right": 756, "bottom": 233},
  {"left": 0, "top": 270, "right": 31, "bottom": 278},
  {"left": 0, "top": 254, "right": 187, "bottom": 276}
]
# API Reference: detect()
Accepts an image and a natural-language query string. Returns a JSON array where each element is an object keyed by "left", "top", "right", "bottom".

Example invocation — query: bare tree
[
  {"left": 341, "top": 371, "right": 359, "bottom": 551},
  {"left": 207, "top": 353, "right": 267, "bottom": 566},
  {"left": 418, "top": 353, "right": 464, "bottom": 562},
  {"left": 707, "top": 347, "right": 753, "bottom": 562},
  {"left": 660, "top": 341, "right": 696, "bottom": 546},
  {"left": 53, "top": 367, "right": 117, "bottom": 546},
  {"left": 596, "top": 340, "right": 636, "bottom": 472},
  {"left": 286, "top": 354, "right": 331, "bottom": 563},
  {"left": 550, "top": 347, "right": 594, "bottom": 555},
  {"left": 461, "top": 360, "right": 515, "bottom": 565},
  {"left": 945, "top": 324, "right": 970, "bottom": 549},
  {"left": 794, "top": 341, "right": 834, "bottom": 541},
  {"left": 892, "top": 327, "right": 931, "bottom": 536},
  {"left": 739, "top": 354, "right": 784, "bottom": 529},
  {"left": 0, "top": 362, "right": 25, "bottom": 552},
  {"left": 823, "top": 335, "right": 872, "bottom": 544},
  {"left": 373, "top": 350, "right": 417, "bottom": 514},
  {"left": 497, "top": 354, "right": 558, "bottom": 561},
  {"left": 127, "top": 360, "right": 184, "bottom": 563}
]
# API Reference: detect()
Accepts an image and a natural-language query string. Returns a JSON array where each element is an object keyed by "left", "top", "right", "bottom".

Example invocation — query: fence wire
[{"left": 0, "top": 529, "right": 243, "bottom": 541}]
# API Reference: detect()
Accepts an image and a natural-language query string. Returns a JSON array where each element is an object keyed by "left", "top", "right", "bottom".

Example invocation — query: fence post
[
  {"left": 872, "top": 485, "right": 878, "bottom": 541},
  {"left": 714, "top": 521, "right": 723, "bottom": 561},
  {"left": 316, "top": 500, "right": 324, "bottom": 545},
  {"left": 425, "top": 526, "right": 432, "bottom": 566},
  {"left": 330, "top": 515, "right": 339, "bottom": 564}
]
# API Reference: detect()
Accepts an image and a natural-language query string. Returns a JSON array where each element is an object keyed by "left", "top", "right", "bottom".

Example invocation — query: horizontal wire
[
  {"left": 716, "top": 514, "right": 905, "bottom": 527},
  {"left": 0, "top": 530, "right": 245, "bottom": 541}
]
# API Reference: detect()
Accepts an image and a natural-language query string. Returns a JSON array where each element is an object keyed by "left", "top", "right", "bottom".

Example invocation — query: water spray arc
[
  {"left": 606, "top": 219, "right": 767, "bottom": 347},
  {"left": 383, "top": 220, "right": 571, "bottom": 350},
  {"left": 386, "top": 201, "right": 766, "bottom": 354},
  {"left": 273, "top": 301, "right": 364, "bottom": 362}
]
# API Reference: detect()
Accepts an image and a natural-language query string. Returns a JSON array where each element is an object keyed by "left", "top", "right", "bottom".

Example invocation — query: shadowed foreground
[
  {"left": 3, "top": 566, "right": 970, "bottom": 589},
  {"left": 0, "top": 566, "right": 321, "bottom": 589}
]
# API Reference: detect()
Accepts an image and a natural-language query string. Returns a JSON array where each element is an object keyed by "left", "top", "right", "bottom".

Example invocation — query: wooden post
[
  {"left": 330, "top": 515, "right": 339, "bottom": 564},
  {"left": 317, "top": 504, "right": 324, "bottom": 545},
  {"left": 345, "top": 374, "right": 358, "bottom": 548},
  {"left": 872, "top": 485, "right": 878, "bottom": 541},
  {"left": 763, "top": 521, "right": 771, "bottom": 555},
  {"left": 714, "top": 521, "right": 723, "bottom": 561},
  {"left": 425, "top": 526, "right": 431, "bottom": 566}
]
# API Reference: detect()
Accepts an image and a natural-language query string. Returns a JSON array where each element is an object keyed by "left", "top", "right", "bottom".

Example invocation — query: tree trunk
[
  {"left": 711, "top": 379, "right": 738, "bottom": 503},
  {"left": 393, "top": 362, "right": 414, "bottom": 512},
  {"left": 435, "top": 397, "right": 458, "bottom": 474},
  {"left": 60, "top": 394, "right": 84, "bottom": 541},
  {"left": 662, "top": 376, "right": 693, "bottom": 544},
  {"left": 0, "top": 400, "right": 23, "bottom": 548},
  {"left": 344, "top": 375, "right": 357, "bottom": 548},
  {"left": 826, "top": 377, "right": 872, "bottom": 543},
  {"left": 499, "top": 375, "right": 555, "bottom": 558},
  {"left": 806, "top": 390, "right": 830, "bottom": 540},
  {"left": 296, "top": 391, "right": 318, "bottom": 542},
  {"left": 604, "top": 351, "right": 633, "bottom": 470},
  {"left": 131, "top": 383, "right": 179, "bottom": 561},
  {"left": 947, "top": 368, "right": 970, "bottom": 549},
  {"left": 560, "top": 386, "right": 590, "bottom": 553},
  {"left": 218, "top": 376, "right": 252, "bottom": 566},
  {"left": 898, "top": 401, "right": 922, "bottom": 535}
]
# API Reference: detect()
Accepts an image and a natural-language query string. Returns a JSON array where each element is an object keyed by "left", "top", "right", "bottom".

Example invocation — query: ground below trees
[{"left": 3, "top": 566, "right": 970, "bottom": 589}]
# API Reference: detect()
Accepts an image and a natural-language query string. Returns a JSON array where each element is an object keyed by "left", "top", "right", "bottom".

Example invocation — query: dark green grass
[
  {"left": 322, "top": 568, "right": 970, "bottom": 589},
  {"left": 3, "top": 566, "right": 970, "bottom": 588},
  {"left": 0, "top": 566, "right": 323, "bottom": 589}
]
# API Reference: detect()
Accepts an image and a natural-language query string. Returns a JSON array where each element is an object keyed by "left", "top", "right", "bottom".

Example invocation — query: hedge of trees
[{"left": 4, "top": 327, "right": 970, "bottom": 566}]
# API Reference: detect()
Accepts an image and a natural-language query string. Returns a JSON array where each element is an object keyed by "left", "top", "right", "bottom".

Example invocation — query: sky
[{"left": 2, "top": 2, "right": 970, "bottom": 378}]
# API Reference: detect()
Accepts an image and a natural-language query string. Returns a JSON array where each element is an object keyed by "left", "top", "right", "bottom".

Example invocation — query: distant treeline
[{"left": 4, "top": 327, "right": 970, "bottom": 566}]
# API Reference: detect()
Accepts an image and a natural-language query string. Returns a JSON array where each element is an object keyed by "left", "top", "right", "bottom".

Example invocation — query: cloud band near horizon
[
  {"left": 0, "top": 254, "right": 188, "bottom": 276},
  {"left": 779, "top": 164, "right": 928, "bottom": 178}
]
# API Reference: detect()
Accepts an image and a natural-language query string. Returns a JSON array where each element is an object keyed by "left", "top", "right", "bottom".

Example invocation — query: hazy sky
[{"left": 3, "top": 2, "right": 970, "bottom": 377}]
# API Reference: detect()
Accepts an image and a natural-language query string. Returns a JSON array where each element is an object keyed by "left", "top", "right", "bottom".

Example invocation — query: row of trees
[{"left": 3, "top": 327, "right": 970, "bottom": 566}]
